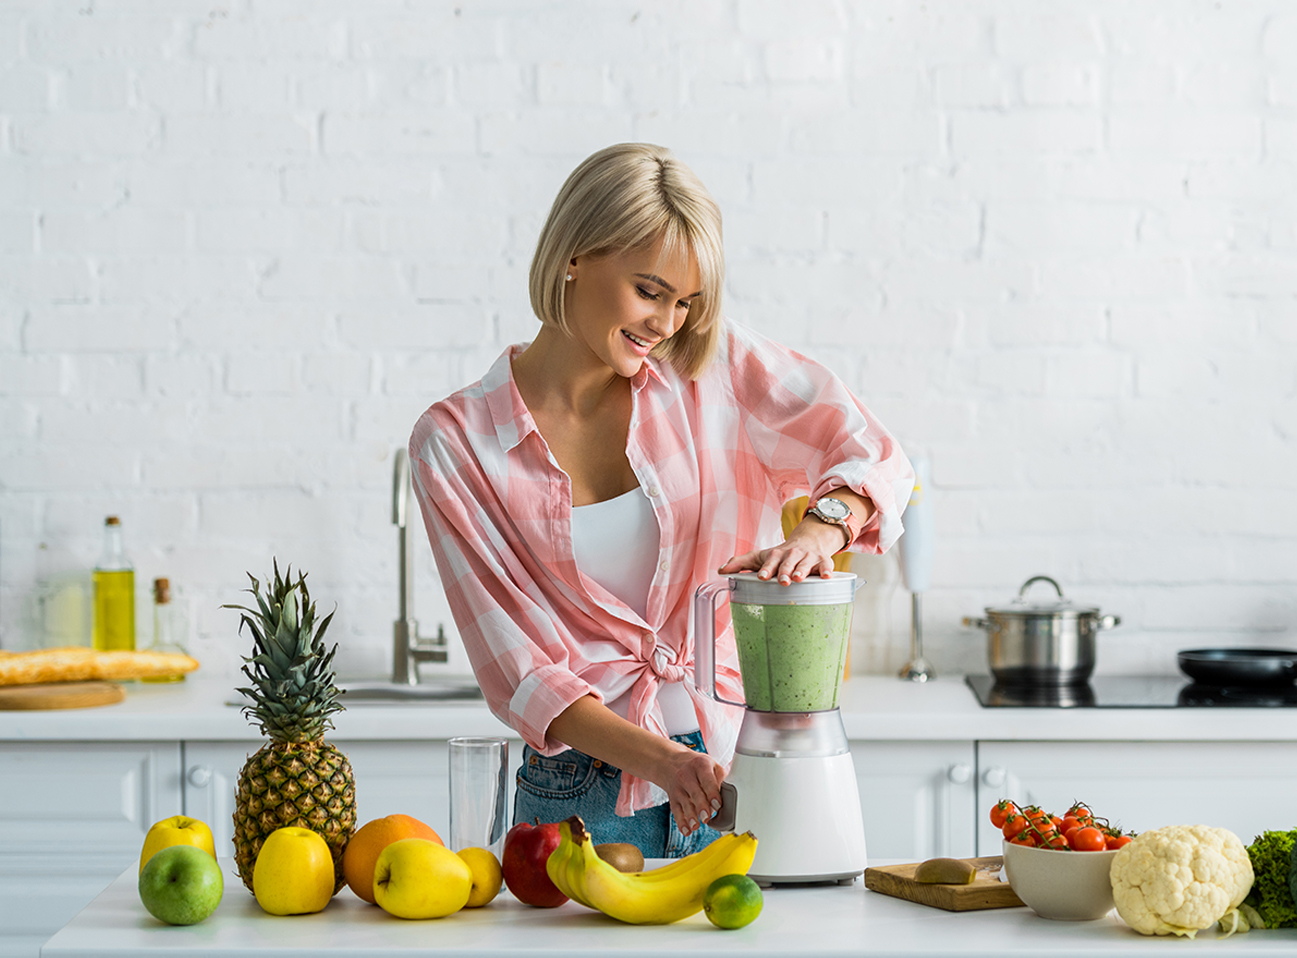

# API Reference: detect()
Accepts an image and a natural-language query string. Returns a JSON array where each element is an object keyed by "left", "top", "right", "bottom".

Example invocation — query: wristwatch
[{"left": 807, "top": 497, "right": 856, "bottom": 550}]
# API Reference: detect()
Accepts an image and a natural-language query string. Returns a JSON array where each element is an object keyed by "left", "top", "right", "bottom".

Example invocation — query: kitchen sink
[{"left": 225, "top": 678, "right": 484, "bottom": 708}]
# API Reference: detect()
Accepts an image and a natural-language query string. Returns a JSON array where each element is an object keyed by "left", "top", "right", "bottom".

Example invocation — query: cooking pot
[{"left": 963, "top": 576, "right": 1121, "bottom": 687}]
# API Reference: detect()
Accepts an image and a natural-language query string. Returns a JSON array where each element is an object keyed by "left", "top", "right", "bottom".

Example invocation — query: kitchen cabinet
[
  {"left": 853, "top": 741, "right": 977, "bottom": 860},
  {"left": 0, "top": 742, "right": 180, "bottom": 958},
  {"left": 974, "top": 740, "right": 1297, "bottom": 854}
]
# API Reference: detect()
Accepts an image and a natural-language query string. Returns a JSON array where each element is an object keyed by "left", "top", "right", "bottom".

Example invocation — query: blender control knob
[
  {"left": 946, "top": 763, "right": 971, "bottom": 784},
  {"left": 981, "top": 765, "right": 1006, "bottom": 788},
  {"left": 187, "top": 765, "right": 212, "bottom": 788}
]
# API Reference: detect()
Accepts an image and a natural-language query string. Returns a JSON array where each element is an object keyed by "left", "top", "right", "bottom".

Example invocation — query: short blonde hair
[{"left": 528, "top": 143, "right": 725, "bottom": 379}]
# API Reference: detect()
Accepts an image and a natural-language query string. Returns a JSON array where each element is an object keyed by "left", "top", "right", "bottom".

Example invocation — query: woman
[{"left": 409, "top": 143, "right": 913, "bottom": 858}]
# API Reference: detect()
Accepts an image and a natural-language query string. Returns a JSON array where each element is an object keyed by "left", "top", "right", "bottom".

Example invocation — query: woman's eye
[
  {"left": 677, "top": 299, "right": 693, "bottom": 311},
  {"left": 636, "top": 286, "right": 659, "bottom": 301}
]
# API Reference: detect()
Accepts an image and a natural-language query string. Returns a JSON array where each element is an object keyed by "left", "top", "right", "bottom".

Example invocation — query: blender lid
[{"left": 728, "top": 571, "right": 860, "bottom": 606}]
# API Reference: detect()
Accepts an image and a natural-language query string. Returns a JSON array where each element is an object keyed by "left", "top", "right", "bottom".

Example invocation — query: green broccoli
[{"left": 1245, "top": 829, "right": 1297, "bottom": 928}]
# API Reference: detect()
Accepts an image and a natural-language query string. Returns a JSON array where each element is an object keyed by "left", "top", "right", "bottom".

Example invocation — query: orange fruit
[{"left": 342, "top": 814, "right": 443, "bottom": 904}]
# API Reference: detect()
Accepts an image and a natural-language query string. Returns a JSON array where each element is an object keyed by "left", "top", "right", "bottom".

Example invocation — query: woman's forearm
[{"left": 547, "top": 694, "right": 724, "bottom": 833}]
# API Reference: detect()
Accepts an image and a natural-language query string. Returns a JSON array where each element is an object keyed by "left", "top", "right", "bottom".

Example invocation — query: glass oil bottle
[
  {"left": 142, "top": 577, "right": 187, "bottom": 682},
  {"left": 92, "top": 516, "right": 135, "bottom": 651}
]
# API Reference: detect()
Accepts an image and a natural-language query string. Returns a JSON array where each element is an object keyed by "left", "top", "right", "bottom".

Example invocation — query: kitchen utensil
[
  {"left": 694, "top": 572, "right": 867, "bottom": 885},
  {"left": 1177, "top": 648, "right": 1297, "bottom": 687},
  {"left": 963, "top": 576, "right": 1120, "bottom": 687},
  {"left": 0, "top": 681, "right": 124, "bottom": 710},
  {"left": 1001, "top": 841, "right": 1117, "bottom": 921},
  {"left": 447, "top": 736, "right": 508, "bottom": 856},
  {"left": 897, "top": 456, "right": 935, "bottom": 682},
  {"left": 863, "top": 856, "right": 1023, "bottom": 912}
]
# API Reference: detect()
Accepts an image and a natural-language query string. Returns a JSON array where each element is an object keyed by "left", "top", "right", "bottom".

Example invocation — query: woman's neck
[{"left": 512, "top": 325, "right": 626, "bottom": 418}]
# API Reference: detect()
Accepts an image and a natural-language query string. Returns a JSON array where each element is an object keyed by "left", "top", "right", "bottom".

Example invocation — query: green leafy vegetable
[{"left": 1244, "top": 830, "right": 1297, "bottom": 928}]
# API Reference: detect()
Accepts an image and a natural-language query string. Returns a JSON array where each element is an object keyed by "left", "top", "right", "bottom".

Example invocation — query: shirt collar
[{"left": 482, "top": 345, "right": 670, "bottom": 453}]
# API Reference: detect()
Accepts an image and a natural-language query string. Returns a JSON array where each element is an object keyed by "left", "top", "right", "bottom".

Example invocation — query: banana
[{"left": 547, "top": 815, "right": 758, "bottom": 925}]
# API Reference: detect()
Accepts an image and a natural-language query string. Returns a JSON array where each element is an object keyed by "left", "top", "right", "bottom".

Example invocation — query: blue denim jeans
[{"left": 513, "top": 729, "right": 720, "bottom": 859}]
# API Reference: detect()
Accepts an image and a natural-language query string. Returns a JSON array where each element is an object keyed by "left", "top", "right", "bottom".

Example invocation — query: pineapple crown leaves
[{"left": 222, "top": 559, "right": 345, "bottom": 743}]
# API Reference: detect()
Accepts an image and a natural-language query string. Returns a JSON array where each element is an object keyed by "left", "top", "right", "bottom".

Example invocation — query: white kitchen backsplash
[{"left": 2, "top": 0, "right": 1295, "bottom": 685}]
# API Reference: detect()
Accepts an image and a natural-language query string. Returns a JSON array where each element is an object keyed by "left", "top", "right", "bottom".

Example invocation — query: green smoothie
[{"left": 730, "top": 601, "right": 852, "bottom": 711}]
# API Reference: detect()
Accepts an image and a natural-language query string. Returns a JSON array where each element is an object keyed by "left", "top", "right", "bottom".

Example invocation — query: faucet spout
[{"left": 393, "top": 448, "right": 448, "bottom": 684}]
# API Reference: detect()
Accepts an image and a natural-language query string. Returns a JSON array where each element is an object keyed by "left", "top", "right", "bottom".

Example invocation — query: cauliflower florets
[{"left": 1110, "top": 824, "right": 1254, "bottom": 938}]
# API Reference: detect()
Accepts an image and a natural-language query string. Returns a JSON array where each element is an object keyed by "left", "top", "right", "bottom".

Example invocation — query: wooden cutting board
[
  {"left": 864, "top": 856, "right": 1024, "bottom": 911},
  {"left": 0, "top": 681, "right": 126, "bottom": 710}
]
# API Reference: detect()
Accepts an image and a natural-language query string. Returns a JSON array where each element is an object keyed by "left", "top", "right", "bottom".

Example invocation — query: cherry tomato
[
  {"left": 1060, "top": 815, "right": 1083, "bottom": 835},
  {"left": 1066, "top": 803, "right": 1094, "bottom": 824},
  {"left": 1041, "top": 831, "right": 1069, "bottom": 850},
  {"left": 990, "top": 799, "right": 1019, "bottom": 829},
  {"left": 1002, "top": 812, "right": 1028, "bottom": 840},
  {"left": 1070, "top": 826, "right": 1107, "bottom": 852},
  {"left": 1023, "top": 805, "right": 1048, "bottom": 824},
  {"left": 1106, "top": 835, "right": 1133, "bottom": 850}
]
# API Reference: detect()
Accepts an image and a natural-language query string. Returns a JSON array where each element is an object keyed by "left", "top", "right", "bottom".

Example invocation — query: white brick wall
[{"left": 2, "top": 0, "right": 1295, "bottom": 686}]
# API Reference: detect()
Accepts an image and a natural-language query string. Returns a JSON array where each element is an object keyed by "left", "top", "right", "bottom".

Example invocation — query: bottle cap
[
  {"left": 105, "top": 516, "right": 120, "bottom": 526},
  {"left": 154, "top": 578, "right": 171, "bottom": 603}
]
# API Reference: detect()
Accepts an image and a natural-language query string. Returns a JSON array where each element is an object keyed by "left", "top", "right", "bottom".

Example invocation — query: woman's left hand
[{"left": 718, "top": 522, "right": 843, "bottom": 585}]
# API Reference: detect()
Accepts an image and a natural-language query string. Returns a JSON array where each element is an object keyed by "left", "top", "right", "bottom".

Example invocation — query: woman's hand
[
  {"left": 718, "top": 521, "right": 843, "bottom": 585},
  {"left": 660, "top": 745, "right": 727, "bottom": 836}
]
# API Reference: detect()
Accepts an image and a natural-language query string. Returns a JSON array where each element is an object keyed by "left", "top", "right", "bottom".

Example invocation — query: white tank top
[{"left": 571, "top": 488, "right": 699, "bottom": 735}]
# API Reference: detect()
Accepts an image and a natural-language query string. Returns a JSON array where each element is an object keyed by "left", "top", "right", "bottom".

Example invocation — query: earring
[{"left": 566, "top": 274, "right": 573, "bottom": 281}]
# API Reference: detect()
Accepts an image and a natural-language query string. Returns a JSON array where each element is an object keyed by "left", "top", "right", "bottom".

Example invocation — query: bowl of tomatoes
[{"left": 992, "top": 800, "right": 1132, "bottom": 921}]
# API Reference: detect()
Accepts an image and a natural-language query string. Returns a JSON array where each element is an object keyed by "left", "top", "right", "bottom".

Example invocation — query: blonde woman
[{"left": 410, "top": 143, "right": 913, "bottom": 858}]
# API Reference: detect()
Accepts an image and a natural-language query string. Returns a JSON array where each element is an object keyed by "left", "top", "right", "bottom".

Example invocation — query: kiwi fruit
[
  {"left": 595, "top": 842, "right": 645, "bottom": 873},
  {"left": 913, "top": 857, "right": 977, "bottom": 885}
]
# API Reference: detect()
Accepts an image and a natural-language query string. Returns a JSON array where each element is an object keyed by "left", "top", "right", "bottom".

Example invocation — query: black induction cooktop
[{"left": 965, "top": 674, "right": 1297, "bottom": 708}]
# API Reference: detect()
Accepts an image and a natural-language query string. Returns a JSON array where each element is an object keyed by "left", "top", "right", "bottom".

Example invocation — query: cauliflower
[{"left": 1110, "top": 824, "right": 1254, "bottom": 938}]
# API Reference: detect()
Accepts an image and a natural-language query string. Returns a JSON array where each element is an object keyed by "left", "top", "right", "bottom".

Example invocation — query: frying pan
[{"left": 1177, "top": 648, "right": 1297, "bottom": 687}]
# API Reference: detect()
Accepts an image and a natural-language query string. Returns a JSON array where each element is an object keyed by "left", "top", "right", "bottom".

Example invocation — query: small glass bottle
[
  {"left": 142, "top": 577, "right": 187, "bottom": 683},
  {"left": 92, "top": 516, "right": 135, "bottom": 651}
]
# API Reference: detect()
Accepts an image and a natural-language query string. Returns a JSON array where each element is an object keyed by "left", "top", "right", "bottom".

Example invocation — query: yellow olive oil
[{"left": 92, "top": 569, "right": 135, "bottom": 651}]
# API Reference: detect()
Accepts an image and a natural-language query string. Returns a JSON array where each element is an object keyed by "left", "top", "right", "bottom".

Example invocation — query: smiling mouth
[{"left": 623, "top": 331, "right": 653, "bottom": 348}]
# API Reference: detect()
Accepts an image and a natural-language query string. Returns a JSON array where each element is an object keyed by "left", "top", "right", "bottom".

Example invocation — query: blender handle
[{"left": 692, "top": 578, "right": 745, "bottom": 709}]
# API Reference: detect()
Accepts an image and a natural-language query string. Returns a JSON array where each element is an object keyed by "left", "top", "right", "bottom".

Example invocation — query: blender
[{"left": 694, "top": 572, "right": 868, "bottom": 885}]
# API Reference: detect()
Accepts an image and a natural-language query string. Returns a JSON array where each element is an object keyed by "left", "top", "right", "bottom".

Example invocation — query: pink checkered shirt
[{"left": 409, "top": 320, "right": 914, "bottom": 815}]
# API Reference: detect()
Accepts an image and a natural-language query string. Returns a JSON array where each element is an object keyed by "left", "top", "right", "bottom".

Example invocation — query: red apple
[{"left": 501, "top": 820, "right": 568, "bottom": 907}]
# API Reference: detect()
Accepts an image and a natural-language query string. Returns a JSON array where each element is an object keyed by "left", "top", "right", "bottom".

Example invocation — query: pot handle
[
  {"left": 1098, "top": 614, "right": 1121, "bottom": 631},
  {"left": 962, "top": 616, "right": 989, "bottom": 630},
  {"left": 1019, "top": 575, "right": 1064, "bottom": 599}
]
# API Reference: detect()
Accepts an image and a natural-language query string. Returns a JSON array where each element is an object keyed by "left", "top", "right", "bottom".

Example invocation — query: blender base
[{"left": 725, "top": 748, "right": 867, "bottom": 885}]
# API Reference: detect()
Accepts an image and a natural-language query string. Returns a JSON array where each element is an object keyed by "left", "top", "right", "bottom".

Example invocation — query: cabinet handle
[
  {"left": 946, "top": 763, "right": 971, "bottom": 784},
  {"left": 981, "top": 765, "right": 1006, "bottom": 788},
  {"left": 187, "top": 766, "right": 212, "bottom": 788}
]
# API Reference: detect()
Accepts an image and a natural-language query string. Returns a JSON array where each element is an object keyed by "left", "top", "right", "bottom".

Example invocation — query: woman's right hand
[{"left": 661, "top": 745, "right": 726, "bottom": 836}]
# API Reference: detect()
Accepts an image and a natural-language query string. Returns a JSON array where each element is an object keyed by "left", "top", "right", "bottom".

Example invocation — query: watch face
[{"left": 814, "top": 498, "right": 850, "bottom": 521}]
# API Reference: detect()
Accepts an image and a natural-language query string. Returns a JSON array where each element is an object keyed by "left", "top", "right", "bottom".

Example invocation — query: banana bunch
[{"left": 546, "top": 815, "right": 758, "bottom": 925}]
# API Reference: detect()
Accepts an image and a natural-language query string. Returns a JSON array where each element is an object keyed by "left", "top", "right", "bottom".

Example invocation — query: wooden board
[
  {"left": 0, "top": 681, "right": 125, "bottom": 710},
  {"left": 863, "top": 856, "right": 1024, "bottom": 912}
]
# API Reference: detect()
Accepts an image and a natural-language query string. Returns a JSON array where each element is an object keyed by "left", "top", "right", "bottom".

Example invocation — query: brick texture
[{"left": 2, "top": 0, "right": 1294, "bottom": 683}]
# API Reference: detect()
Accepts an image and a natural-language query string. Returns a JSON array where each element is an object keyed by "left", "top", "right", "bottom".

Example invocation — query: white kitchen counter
[
  {"left": 2, "top": 673, "right": 1296, "bottom": 743},
  {"left": 40, "top": 858, "right": 1297, "bottom": 958}
]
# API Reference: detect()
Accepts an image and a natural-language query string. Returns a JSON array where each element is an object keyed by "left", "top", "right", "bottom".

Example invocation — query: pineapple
[{"left": 224, "top": 561, "right": 356, "bottom": 894}]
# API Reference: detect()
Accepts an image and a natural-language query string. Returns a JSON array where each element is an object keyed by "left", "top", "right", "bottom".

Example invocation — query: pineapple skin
[{"left": 232, "top": 739, "right": 357, "bottom": 894}]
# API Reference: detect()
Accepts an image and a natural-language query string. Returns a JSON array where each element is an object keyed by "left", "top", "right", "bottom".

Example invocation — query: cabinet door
[
  {"left": 852, "top": 741, "right": 977, "bottom": 861},
  {"left": 184, "top": 739, "right": 525, "bottom": 856},
  {"left": 976, "top": 741, "right": 1297, "bottom": 855},
  {"left": 0, "top": 742, "right": 181, "bottom": 958}
]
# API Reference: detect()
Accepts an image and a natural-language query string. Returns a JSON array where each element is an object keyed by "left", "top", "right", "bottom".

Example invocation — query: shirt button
[
  {"left": 647, "top": 486, "right": 661, "bottom": 497},
  {"left": 659, "top": 560, "right": 670, "bottom": 572}
]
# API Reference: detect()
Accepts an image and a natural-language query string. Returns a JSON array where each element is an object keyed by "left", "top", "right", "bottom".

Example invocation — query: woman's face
[{"left": 564, "top": 235, "right": 702, "bottom": 379}]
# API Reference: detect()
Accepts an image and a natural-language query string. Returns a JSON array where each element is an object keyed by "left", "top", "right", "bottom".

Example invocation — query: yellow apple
[
  {"left": 140, "top": 816, "right": 217, "bottom": 873},
  {"left": 373, "top": 838, "right": 472, "bottom": 919},
  {"left": 456, "top": 846, "right": 503, "bottom": 908},
  {"left": 253, "top": 827, "right": 334, "bottom": 916}
]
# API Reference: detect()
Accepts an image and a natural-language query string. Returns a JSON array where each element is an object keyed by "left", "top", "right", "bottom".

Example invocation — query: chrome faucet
[{"left": 392, "top": 447, "right": 448, "bottom": 684}]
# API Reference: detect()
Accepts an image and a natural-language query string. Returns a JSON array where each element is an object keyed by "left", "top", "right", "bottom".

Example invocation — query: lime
[{"left": 703, "top": 873, "right": 763, "bottom": 929}]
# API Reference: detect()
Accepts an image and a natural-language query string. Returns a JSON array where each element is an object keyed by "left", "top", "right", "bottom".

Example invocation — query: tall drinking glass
[{"left": 448, "top": 736, "right": 509, "bottom": 855}]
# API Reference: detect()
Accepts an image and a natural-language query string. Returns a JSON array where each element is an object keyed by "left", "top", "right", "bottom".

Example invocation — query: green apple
[{"left": 138, "top": 844, "right": 224, "bottom": 925}]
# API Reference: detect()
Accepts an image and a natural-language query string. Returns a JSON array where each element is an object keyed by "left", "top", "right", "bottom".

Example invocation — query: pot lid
[{"left": 984, "top": 575, "right": 1102, "bottom": 617}]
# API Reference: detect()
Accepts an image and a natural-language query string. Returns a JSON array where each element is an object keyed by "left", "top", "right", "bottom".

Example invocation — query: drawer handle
[
  {"left": 946, "top": 763, "right": 971, "bottom": 784},
  {"left": 187, "top": 765, "right": 212, "bottom": 788},
  {"left": 981, "top": 765, "right": 1006, "bottom": 788}
]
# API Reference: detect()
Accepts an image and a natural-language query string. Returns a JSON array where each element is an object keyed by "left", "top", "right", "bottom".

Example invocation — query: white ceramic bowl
[{"left": 1002, "top": 840, "right": 1118, "bottom": 920}]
